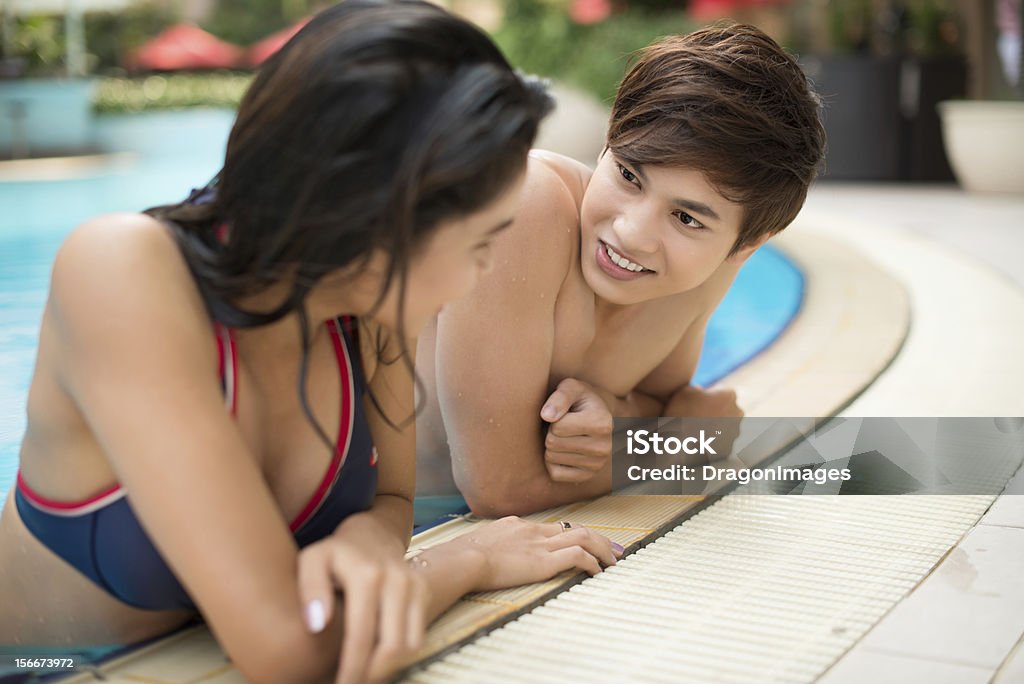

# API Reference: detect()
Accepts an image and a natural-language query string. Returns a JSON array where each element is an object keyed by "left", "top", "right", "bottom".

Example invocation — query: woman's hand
[
  {"left": 540, "top": 378, "right": 615, "bottom": 483},
  {"left": 297, "top": 515, "right": 427, "bottom": 684},
  {"left": 441, "top": 516, "right": 624, "bottom": 592}
]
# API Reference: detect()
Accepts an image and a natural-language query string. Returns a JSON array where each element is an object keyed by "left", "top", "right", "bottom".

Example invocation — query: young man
[{"left": 416, "top": 23, "right": 826, "bottom": 517}]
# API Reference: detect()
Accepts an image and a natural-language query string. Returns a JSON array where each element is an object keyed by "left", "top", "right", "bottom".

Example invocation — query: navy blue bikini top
[{"left": 15, "top": 316, "right": 379, "bottom": 611}]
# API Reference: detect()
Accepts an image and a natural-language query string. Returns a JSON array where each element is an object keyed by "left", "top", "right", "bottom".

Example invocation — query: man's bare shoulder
[
  {"left": 492, "top": 154, "right": 586, "bottom": 284},
  {"left": 528, "top": 149, "right": 593, "bottom": 203},
  {"left": 449, "top": 155, "right": 583, "bottom": 322}
]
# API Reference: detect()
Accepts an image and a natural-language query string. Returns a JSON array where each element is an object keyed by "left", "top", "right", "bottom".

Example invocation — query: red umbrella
[
  {"left": 689, "top": 0, "right": 791, "bottom": 22},
  {"left": 128, "top": 24, "right": 242, "bottom": 71},
  {"left": 246, "top": 18, "right": 311, "bottom": 68},
  {"left": 569, "top": 0, "right": 612, "bottom": 25}
]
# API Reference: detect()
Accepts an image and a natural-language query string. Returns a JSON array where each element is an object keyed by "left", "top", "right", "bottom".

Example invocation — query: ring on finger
[{"left": 558, "top": 520, "right": 572, "bottom": 533}]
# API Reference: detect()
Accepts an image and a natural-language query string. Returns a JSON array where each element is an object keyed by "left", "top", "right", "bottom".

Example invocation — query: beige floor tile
[
  {"left": 993, "top": 633, "right": 1024, "bottom": 683},
  {"left": 820, "top": 648, "right": 992, "bottom": 684},
  {"left": 859, "top": 524, "right": 1024, "bottom": 668},
  {"left": 982, "top": 493, "right": 1024, "bottom": 528}
]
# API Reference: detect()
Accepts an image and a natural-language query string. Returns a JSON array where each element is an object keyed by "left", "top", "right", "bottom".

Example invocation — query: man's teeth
[{"left": 605, "top": 244, "right": 648, "bottom": 272}]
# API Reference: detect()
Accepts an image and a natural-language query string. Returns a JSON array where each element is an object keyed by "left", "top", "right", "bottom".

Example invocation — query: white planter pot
[{"left": 938, "top": 100, "right": 1024, "bottom": 194}]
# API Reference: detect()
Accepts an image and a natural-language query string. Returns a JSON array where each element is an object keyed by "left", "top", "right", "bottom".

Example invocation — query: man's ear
[{"left": 727, "top": 232, "right": 772, "bottom": 264}]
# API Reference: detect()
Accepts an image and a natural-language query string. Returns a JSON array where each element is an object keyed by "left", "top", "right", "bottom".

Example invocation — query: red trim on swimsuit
[
  {"left": 18, "top": 318, "right": 355, "bottom": 528},
  {"left": 288, "top": 317, "right": 353, "bottom": 533},
  {"left": 227, "top": 326, "right": 238, "bottom": 416},
  {"left": 16, "top": 471, "right": 125, "bottom": 516}
]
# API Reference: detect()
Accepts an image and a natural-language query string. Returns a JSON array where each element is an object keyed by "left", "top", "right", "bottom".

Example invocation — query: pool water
[{"left": 0, "top": 109, "right": 803, "bottom": 503}]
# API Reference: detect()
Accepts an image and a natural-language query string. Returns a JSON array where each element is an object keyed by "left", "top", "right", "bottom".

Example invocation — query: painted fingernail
[
  {"left": 612, "top": 543, "right": 625, "bottom": 555},
  {"left": 305, "top": 599, "right": 326, "bottom": 633}
]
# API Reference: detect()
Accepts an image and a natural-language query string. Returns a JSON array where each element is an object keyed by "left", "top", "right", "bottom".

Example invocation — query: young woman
[{"left": 0, "top": 2, "right": 620, "bottom": 683}]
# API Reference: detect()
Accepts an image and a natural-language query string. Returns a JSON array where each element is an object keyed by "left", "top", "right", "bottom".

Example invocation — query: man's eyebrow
[
  {"left": 671, "top": 197, "right": 720, "bottom": 222},
  {"left": 487, "top": 218, "right": 515, "bottom": 235},
  {"left": 632, "top": 162, "right": 722, "bottom": 222}
]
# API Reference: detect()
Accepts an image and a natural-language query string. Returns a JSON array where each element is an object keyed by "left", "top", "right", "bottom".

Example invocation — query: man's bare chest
[{"left": 549, "top": 278, "right": 690, "bottom": 397}]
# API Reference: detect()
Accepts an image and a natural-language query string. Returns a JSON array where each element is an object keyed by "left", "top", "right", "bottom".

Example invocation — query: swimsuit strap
[{"left": 288, "top": 316, "right": 356, "bottom": 533}]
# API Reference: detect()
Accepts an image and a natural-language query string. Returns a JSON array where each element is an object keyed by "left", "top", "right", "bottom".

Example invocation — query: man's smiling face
[{"left": 580, "top": 151, "right": 751, "bottom": 307}]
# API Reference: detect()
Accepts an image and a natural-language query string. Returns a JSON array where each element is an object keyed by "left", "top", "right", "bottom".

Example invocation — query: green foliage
[
  {"left": 31, "top": 0, "right": 691, "bottom": 109},
  {"left": 825, "top": 0, "right": 874, "bottom": 54},
  {"left": 202, "top": 0, "right": 302, "bottom": 46},
  {"left": 493, "top": 0, "right": 695, "bottom": 103},
  {"left": 818, "top": 0, "right": 963, "bottom": 57},
  {"left": 903, "top": 0, "right": 962, "bottom": 57},
  {"left": 5, "top": 2, "right": 175, "bottom": 76},
  {"left": 9, "top": 14, "right": 66, "bottom": 75},
  {"left": 92, "top": 72, "right": 252, "bottom": 113},
  {"left": 85, "top": 2, "right": 178, "bottom": 74}
]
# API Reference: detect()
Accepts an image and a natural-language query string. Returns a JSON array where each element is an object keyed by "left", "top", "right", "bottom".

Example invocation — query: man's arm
[
  {"left": 635, "top": 280, "right": 743, "bottom": 428},
  {"left": 435, "top": 155, "right": 609, "bottom": 517},
  {"left": 634, "top": 310, "right": 711, "bottom": 402}
]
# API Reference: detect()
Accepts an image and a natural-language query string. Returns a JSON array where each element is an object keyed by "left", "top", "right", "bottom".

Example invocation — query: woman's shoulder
[
  {"left": 49, "top": 212, "right": 210, "bottom": 342},
  {"left": 56, "top": 211, "right": 179, "bottom": 265},
  {"left": 53, "top": 212, "right": 180, "bottom": 276}
]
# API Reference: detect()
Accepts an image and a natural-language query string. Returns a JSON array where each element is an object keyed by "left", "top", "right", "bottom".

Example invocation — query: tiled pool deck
[{"left": 798, "top": 184, "right": 1024, "bottom": 683}]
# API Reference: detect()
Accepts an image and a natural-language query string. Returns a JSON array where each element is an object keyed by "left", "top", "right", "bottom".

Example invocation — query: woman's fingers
[
  {"left": 547, "top": 526, "right": 619, "bottom": 567},
  {"left": 334, "top": 560, "right": 380, "bottom": 684},
  {"left": 366, "top": 566, "right": 413, "bottom": 683},
  {"left": 298, "top": 531, "right": 428, "bottom": 684},
  {"left": 297, "top": 545, "right": 335, "bottom": 633},
  {"left": 405, "top": 573, "right": 427, "bottom": 652},
  {"left": 545, "top": 544, "right": 603, "bottom": 577},
  {"left": 459, "top": 517, "right": 626, "bottom": 591}
]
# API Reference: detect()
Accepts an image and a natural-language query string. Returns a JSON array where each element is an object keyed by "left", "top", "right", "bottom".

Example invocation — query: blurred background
[
  {"left": 0, "top": 0, "right": 1021, "bottom": 182},
  {"left": 0, "top": 2, "right": 1022, "bottom": 502}
]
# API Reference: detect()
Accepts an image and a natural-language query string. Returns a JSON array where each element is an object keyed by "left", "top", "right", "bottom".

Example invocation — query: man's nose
[{"left": 611, "top": 209, "right": 659, "bottom": 255}]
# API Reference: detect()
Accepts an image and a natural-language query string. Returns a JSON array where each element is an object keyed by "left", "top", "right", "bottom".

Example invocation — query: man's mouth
[{"left": 600, "top": 240, "right": 654, "bottom": 274}]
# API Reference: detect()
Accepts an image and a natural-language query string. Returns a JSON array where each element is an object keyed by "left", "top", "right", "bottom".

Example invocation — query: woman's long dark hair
[{"left": 146, "top": 0, "right": 552, "bottom": 440}]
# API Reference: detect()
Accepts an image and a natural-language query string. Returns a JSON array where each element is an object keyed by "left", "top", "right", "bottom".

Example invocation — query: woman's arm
[
  {"left": 295, "top": 322, "right": 422, "bottom": 684},
  {"left": 340, "top": 320, "right": 418, "bottom": 554},
  {"left": 48, "top": 217, "right": 341, "bottom": 684},
  {"left": 412, "top": 517, "right": 621, "bottom": 622}
]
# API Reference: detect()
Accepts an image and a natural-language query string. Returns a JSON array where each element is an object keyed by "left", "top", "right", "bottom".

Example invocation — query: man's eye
[
  {"left": 673, "top": 211, "right": 705, "bottom": 230},
  {"left": 616, "top": 163, "right": 639, "bottom": 185}
]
